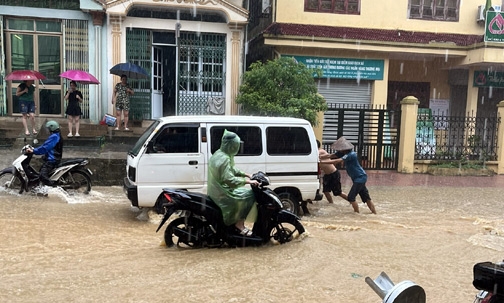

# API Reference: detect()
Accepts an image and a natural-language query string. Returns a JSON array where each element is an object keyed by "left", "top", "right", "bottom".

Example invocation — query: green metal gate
[
  {"left": 322, "top": 103, "right": 401, "bottom": 170},
  {"left": 177, "top": 32, "right": 226, "bottom": 115},
  {"left": 126, "top": 29, "right": 151, "bottom": 120}
]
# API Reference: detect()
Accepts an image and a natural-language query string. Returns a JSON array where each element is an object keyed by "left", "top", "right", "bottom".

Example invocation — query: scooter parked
[
  {"left": 155, "top": 171, "right": 305, "bottom": 248},
  {"left": 0, "top": 144, "right": 92, "bottom": 195}
]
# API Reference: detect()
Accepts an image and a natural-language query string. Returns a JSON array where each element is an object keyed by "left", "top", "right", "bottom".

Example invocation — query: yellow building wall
[
  {"left": 388, "top": 59, "right": 451, "bottom": 100},
  {"left": 276, "top": 0, "right": 490, "bottom": 35}
]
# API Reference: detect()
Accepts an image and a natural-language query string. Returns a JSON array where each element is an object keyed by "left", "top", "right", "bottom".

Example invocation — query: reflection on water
[{"left": 0, "top": 185, "right": 503, "bottom": 302}]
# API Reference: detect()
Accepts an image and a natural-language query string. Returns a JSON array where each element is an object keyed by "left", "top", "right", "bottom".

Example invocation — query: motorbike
[
  {"left": 0, "top": 144, "right": 92, "bottom": 195},
  {"left": 473, "top": 261, "right": 504, "bottom": 303},
  {"left": 155, "top": 171, "right": 305, "bottom": 248}
]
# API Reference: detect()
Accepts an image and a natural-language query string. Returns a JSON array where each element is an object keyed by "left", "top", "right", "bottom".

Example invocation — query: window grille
[{"left": 178, "top": 32, "right": 226, "bottom": 115}]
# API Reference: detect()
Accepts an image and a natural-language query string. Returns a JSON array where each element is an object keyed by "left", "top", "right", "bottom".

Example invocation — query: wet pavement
[{"left": 348, "top": 170, "right": 504, "bottom": 188}]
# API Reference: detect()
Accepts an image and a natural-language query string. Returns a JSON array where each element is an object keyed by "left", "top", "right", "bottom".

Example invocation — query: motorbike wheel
[
  {"left": 278, "top": 191, "right": 300, "bottom": 216},
  {"left": 268, "top": 218, "right": 305, "bottom": 245},
  {"left": 60, "top": 169, "right": 91, "bottom": 195},
  {"left": 0, "top": 171, "right": 24, "bottom": 194},
  {"left": 164, "top": 217, "right": 204, "bottom": 248}
]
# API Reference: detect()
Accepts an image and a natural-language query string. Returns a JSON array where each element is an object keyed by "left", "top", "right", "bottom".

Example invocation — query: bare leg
[
  {"left": 75, "top": 116, "right": 80, "bottom": 135},
  {"left": 235, "top": 220, "right": 245, "bottom": 230},
  {"left": 324, "top": 192, "right": 334, "bottom": 203},
  {"left": 29, "top": 113, "right": 36, "bottom": 133},
  {"left": 22, "top": 114, "right": 29, "bottom": 134},
  {"left": 339, "top": 192, "right": 348, "bottom": 201},
  {"left": 366, "top": 199, "right": 377, "bottom": 214},
  {"left": 350, "top": 201, "right": 360, "bottom": 213},
  {"left": 123, "top": 110, "right": 129, "bottom": 129},
  {"left": 115, "top": 111, "right": 122, "bottom": 130},
  {"left": 68, "top": 116, "right": 73, "bottom": 135}
]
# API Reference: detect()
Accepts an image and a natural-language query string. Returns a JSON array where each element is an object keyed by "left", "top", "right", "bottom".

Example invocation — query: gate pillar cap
[{"left": 401, "top": 96, "right": 419, "bottom": 105}]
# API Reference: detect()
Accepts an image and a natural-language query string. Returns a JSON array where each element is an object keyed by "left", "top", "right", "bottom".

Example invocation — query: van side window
[
  {"left": 267, "top": 127, "right": 311, "bottom": 155},
  {"left": 153, "top": 126, "right": 199, "bottom": 153},
  {"left": 210, "top": 126, "right": 262, "bottom": 156}
]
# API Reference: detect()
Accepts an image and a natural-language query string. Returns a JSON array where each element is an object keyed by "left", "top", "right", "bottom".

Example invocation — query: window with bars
[
  {"left": 179, "top": 33, "right": 225, "bottom": 95},
  {"left": 304, "top": 0, "right": 360, "bottom": 14},
  {"left": 409, "top": 0, "right": 459, "bottom": 21}
]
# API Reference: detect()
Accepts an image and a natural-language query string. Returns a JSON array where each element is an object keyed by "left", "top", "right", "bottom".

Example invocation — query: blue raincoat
[{"left": 207, "top": 130, "right": 256, "bottom": 226}]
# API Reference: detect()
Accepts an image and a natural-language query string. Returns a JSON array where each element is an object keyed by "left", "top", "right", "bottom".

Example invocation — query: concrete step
[{"left": 0, "top": 116, "right": 151, "bottom": 151}]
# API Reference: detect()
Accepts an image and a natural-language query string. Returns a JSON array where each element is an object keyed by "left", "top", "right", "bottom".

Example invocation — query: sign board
[
  {"left": 429, "top": 99, "right": 450, "bottom": 130},
  {"left": 473, "top": 71, "right": 504, "bottom": 87},
  {"left": 289, "top": 55, "right": 384, "bottom": 80},
  {"left": 429, "top": 99, "right": 449, "bottom": 116},
  {"left": 485, "top": 11, "right": 504, "bottom": 42}
]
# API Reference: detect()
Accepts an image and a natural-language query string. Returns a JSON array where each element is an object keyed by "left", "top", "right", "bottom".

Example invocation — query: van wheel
[{"left": 278, "top": 192, "right": 300, "bottom": 216}]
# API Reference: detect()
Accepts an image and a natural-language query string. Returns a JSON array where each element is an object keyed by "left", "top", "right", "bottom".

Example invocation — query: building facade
[
  {"left": 0, "top": 0, "right": 105, "bottom": 122},
  {"left": 247, "top": 0, "right": 504, "bottom": 142},
  {"left": 0, "top": 0, "right": 248, "bottom": 122}
]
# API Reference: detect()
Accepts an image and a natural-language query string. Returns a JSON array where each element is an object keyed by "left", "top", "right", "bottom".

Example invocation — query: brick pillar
[
  {"left": 496, "top": 101, "right": 504, "bottom": 174},
  {"left": 397, "top": 96, "right": 419, "bottom": 173}
]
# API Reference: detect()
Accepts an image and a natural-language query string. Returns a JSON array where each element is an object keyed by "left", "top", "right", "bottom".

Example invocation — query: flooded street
[{"left": 1, "top": 182, "right": 504, "bottom": 302}]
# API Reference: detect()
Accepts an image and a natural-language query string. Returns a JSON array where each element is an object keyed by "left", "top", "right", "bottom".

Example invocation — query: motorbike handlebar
[
  {"left": 251, "top": 171, "right": 270, "bottom": 188},
  {"left": 21, "top": 144, "right": 34, "bottom": 154}
]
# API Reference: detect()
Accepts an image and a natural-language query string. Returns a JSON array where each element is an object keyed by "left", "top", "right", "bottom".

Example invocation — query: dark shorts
[
  {"left": 347, "top": 182, "right": 371, "bottom": 203},
  {"left": 20, "top": 100, "right": 35, "bottom": 114},
  {"left": 323, "top": 170, "right": 342, "bottom": 196}
]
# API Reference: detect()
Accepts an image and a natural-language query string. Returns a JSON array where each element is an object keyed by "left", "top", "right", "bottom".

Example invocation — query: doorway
[{"left": 152, "top": 31, "right": 176, "bottom": 118}]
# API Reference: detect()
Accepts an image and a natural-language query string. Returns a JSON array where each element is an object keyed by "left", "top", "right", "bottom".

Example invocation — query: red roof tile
[{"left": 263, "top": 23, "right": 484, "bottom": 47}]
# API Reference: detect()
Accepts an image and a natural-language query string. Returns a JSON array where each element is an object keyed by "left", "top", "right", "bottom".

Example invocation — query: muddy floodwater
[{"left": 1, "top": 181, "right": 503, "bottom": 303}]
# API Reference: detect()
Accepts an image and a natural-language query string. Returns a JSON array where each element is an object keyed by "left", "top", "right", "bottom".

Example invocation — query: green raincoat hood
[{"left": 220, "top": 130, "right": 241, "bottom": 157}]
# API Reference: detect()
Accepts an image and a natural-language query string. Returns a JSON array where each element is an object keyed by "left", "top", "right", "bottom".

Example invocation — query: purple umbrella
[
  {"left": 60, "top": 70, "right": 100, "bottom": 84},
  {"left": 5, "top": 70, "right": 46, "bottom": 81}
]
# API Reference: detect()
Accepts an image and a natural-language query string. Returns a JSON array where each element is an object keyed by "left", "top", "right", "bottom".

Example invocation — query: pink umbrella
[
  {"left": 60, "top": 70, "right": 100, "bottom": 84},
  {"left": 5, "top": 70, "right": 46, "bottom": 81}
]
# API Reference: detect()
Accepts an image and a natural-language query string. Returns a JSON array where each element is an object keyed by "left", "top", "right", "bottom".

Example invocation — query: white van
[{"left": 123, "top": 115, "right": 321, "bottom": 215}]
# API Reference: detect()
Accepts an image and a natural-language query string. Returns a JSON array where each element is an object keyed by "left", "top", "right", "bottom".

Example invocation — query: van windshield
[{"left": 128, "top": 120, "right": 161, "bottom": 157}]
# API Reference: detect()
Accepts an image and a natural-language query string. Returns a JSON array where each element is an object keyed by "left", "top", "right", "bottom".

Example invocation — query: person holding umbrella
[
  {"left": 112, "top": 74, "right": 134, "bottom": 131},
  {"left": 64, "top": 81, "right": 83, "bottom": 137},
  {"left": 16, "top": 80, "right": 37, "bottom": 136}
]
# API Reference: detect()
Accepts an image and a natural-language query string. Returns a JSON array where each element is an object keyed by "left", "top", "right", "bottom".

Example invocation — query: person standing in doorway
[
  {"left": 16, "top": 80, "right": 37, "bottom": 136},
  {"left": 65, "top": 81, "right": 83, "bottom": 137},
  {"left": 112, "top": 74, "right": 134, "bottom": 131}
]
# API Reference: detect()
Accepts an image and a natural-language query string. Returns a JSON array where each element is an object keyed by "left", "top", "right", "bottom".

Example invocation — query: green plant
[{"left": 236, "top": 57, "right": 328, "bottom": 126}]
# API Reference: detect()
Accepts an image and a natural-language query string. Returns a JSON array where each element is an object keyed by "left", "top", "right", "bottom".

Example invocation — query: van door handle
[{"left": 188, "top": 161, "right": 198, "bottom": 165}]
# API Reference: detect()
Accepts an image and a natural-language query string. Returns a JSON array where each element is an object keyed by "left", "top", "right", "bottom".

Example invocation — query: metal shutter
[
  {"left": 316, "top": 79, "right": 372, "bottom": 106},
  {"left": 317, "top": 79, "right": 372, "bottom": 144}
]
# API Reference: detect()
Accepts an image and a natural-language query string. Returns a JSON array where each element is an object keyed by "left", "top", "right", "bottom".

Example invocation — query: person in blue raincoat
[
  {"left": 26, "top": 120, "right": 63, "bottom": 186},
  {"left": 208, "top": 130, "right": 259, "bottom": 237}
]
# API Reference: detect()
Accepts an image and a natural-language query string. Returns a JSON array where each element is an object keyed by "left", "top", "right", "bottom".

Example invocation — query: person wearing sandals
[
  {"left": 64, "top": 81, "right": 83, "bottom": 137},
  {"left": 208, "top": 130, "right": 259, "bottom": 237},
  {"left": 16, "top": 80, "right": 37, "bottom": 136},
  {"left": 112, "top": 74, "right": 134, "bottom": 131}
]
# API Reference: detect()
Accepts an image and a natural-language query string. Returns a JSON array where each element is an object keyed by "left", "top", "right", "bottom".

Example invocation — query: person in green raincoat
[{"left": 208, "top": 130, "right": 259, "bottom": 236}]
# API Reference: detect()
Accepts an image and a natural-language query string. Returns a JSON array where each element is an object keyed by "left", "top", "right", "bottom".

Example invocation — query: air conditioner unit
[
  {"left": 477, "top": 5, "right": 486, "bottom": 21},
  {"left": 477, "top": 4, "right": 501, "bottom": 22}
]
